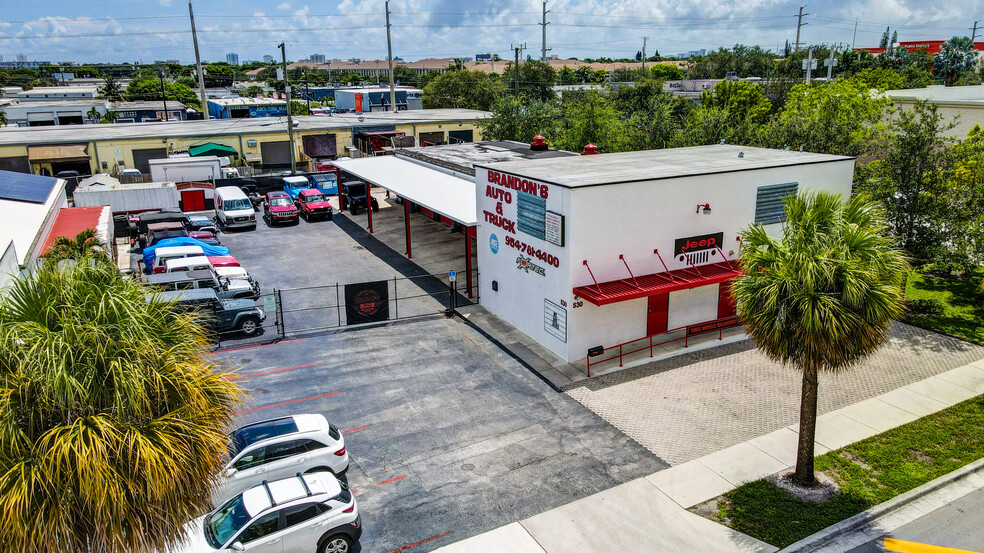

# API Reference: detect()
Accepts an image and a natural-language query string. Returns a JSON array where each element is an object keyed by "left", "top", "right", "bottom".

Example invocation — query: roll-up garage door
[
  {"left": 260, "top": 141, "right": 291, "bottom": 169},
  {"left": 132, "top": 148, "right": 168, "bottom": 174}
]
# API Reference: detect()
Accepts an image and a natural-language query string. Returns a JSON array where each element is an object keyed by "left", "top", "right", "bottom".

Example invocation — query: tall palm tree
[
  {"left": 0, "top": 261, "right": 244, "bottom": 552},
  {"left": 99, "top": 74, "right": 124, "bottom": 102},
  {"left": 732, "top": 192, "right": 907, "bottom": 485},
  {"left": 41, "top": 228, "right": 107, "bottom": 264},
  {"left": 0, "top": 109, "right": 7, "bottom": 127},
  {"left": 86, "top": 106, "right": 102, "bottom": 123}
]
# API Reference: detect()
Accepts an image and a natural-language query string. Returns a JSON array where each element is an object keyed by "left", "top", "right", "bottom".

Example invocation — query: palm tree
[
  {"left": 732, "top": 192, "right": 907, "bottom": 486},
  {"left": 86, "top": 106, "right": 102, "bottom": 123},
  {"left": 934, "top": 36, "right": 975, "bottom": 86},
  {"left": 41, "top": 228, "right": 107, "bottom": 264},
  {"left": 0, "top": 109, "right": 6, "bottom": 127},
  {"left": 99, "top": 74, "right": 124, "bottom": 101},
  {"left": 0, "top": 261, "right": 244, "bottom": 552}
]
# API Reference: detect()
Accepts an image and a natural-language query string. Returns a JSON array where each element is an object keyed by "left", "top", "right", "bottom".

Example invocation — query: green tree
[
  {"left": 502, "top": 60, "right": 556, "bottom": 101},
  {"left": 0, "top": 110, "right": 6, "bottom": 127},
  {"left": 101, "top": 110, "right": 119, "bottom": 124},
  {"left": 174, "top": 75, "right": 198, "bottom": 89},
  {"left": 0, "top": 261, "right": 244, "bottom": 552},
  {"left": 934, "top": 36, "right": 976, "bottom": 86},
  {"left": 98, "top": 74, "right": 124, "bottom": 101},
  {"left": 880, "top": 26, "right": 891, "bottom": 48},
  {"left": 422, "top": 69, "right": 505, "bottom": 111},
  {"left": 850, "top": 67, "right": 905, "bottom": 91},
  {"left": 289, "top": 100, "right": 309, "bottom": 115},
  {"left": 86, "top": 106, "right": 102, "bottom": 123},
  {"left": 860, "top": 101, "right": 955, "bottom": 267},
  {"left": 732, "top": 192, "right": 907, "bottom": 485},
  {"left": 946, "top": 125, "right": 984, "bottom": 269},
  {"left": 245, "top": 85, "right": 263, "bottom": 97},
  {"left": 126, "top": 78, "right": 200, "bottom": 109},
  {"left": 650, "top": 64, "right": 684, "bottom": 80},
  {"left": 41, "top": 229, "right": 107, "bottom": 264},
  {"left": 698, "top": 79, "right": 772, "bottom": 125},
  {"left": 757, "top": 79, "right": 889, "bottom": 156},
  {"left": 477, "top": 95, "right": 560, "bottom": 143},
  {"left": 203, "top": 64, "right": 235, "bottom": 87},
  {"left": 557, "top": 66, "right": 577, "bottom": 85},
  {"left": 553, "top": 90, "right": 638, "bottom": 152}
]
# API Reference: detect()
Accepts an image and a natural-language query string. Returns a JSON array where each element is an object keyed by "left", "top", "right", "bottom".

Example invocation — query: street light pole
[
  {"left": 279, "top": 42, "right": 297, "bottom": 175},
  {"left": 159, "top": 72, "right": 170, "bottom": 122}
]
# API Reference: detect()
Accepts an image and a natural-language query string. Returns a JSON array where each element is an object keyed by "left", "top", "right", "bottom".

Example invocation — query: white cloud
[
  {"left": 293, "top": 6, "right": 310, "bottom": 18},
  {"left": 159, "top": 0, "right": 174, "bottom": 6},
  {"left": 277, "top": 2, "right": 291, "bottom": 10}
]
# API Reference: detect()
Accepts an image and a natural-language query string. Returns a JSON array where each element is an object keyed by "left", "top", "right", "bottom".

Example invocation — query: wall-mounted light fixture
[{"left": 696, "top": 203, "right": 711, "bottom": 215}]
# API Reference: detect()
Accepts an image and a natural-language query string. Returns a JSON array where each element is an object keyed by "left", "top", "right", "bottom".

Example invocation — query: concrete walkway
[{"left": 434, "top": 359, "right": 984, "bottom": 553}]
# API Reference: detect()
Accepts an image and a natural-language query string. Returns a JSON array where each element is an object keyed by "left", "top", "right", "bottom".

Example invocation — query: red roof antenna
[
  {"left": 530, "top": 135, "right": 549, "bottom": 151},
  {"left": 582, "top": 143, "right": 600, "bottom": 155}
]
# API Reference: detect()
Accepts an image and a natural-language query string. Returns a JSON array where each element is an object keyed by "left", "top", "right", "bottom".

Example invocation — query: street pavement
[{"left": 846, "top": 487, "right": 984, "bottom": 552}]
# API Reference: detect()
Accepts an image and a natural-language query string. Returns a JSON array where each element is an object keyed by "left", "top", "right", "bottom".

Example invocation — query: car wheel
[
  {"left": 238, "top": 316, "right": 260, "bottom": 336},
  {"left": 350, "top": 205, "right": 359, "bottom": 216},
  {"left": 319, "top": 534, "right": 352, "bottom": 553},
  {"left": 371, "top": 198, "right": 379, "bottom": 212},
  {"left": 326, "top": 213, "right": 333, "bottom": 222}
]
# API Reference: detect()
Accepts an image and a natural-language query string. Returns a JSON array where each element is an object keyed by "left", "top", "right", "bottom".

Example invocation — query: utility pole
[
  {"left": 385, "top": 0, "right": 397, "bottom": 111},
  {"left": 851, "top": 18, "right": 858, "bottom": 50},
  {"left": 972, "top": 20, "right": 980, "bottom": 43},
  {"left": 512, "top": 43, "right": 526, "bottom": 98},
  {"left": 642, "top": 37, "right": 647, "bottom": 73},
  {"left": 279, "top": 42, "right": 297, "bottom": 175},
  {"left": 159, "top": 72, "right": 169, "bottom": 122},
  {"left": 189, "top": 1, "right": 208, "bottom": 118},
  {"left": 540, "top": 1, "right": 550, "bottom": 62},
  {"left": 794, "top": 5, "right": 808, "bottom": 52}
]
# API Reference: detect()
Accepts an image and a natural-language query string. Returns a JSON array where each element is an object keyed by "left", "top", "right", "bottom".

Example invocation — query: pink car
[{"left": 207, "top": 255, "right": 240, "bottom": 268}]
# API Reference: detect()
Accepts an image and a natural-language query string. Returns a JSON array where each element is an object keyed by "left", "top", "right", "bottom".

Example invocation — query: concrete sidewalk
[{"left": 434, "top": 359, "right": 984, "bottom": 553}]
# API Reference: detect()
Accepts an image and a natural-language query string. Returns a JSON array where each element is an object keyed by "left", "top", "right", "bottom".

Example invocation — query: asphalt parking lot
[
  {"left": 211, "top": 316, "right": 665, "bottom": 553},
  {"left": 208, "top": 211, "right": 667, "bottom": 552}
]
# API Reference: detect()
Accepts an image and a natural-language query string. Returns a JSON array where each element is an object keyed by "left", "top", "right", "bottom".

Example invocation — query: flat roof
[
  {"left": 477, "top": 145, "right": 853, "bottom": 188},
  {"left": 396, "top": 140, "right": 577, "bottom": 176},
  {"left": 0, "top": 175, "right": 66, "bottom": 265},
  {"left": 332, "top": 156, "right": 477, "bottom": 226},
  {"left": 885, "top": 84, "right": 984, "bottom": 105},
  {"left": 17, "top": 86, "right": 98, "bottom": 95},
  {"left": 0, "top": 108, "right": 490, "bottom": 147},
  {"left": 208, "top": 97, "right": 286, "bottom": 107}
]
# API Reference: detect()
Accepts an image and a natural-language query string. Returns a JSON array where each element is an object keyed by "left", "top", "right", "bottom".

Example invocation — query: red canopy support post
[
  {"left": 367, "top": 182, "right": 374, "bottom": 233},
  {"left": 465, "top": 226, "right": 474, "bottom": 298},
  {"left": 404, "top": 198, "right": 412, "bottom": 258}
]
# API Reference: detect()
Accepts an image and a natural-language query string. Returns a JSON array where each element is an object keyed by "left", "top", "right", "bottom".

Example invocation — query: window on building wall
[{"left": 754, "top": 182, "right": 798, "bottom": 225}]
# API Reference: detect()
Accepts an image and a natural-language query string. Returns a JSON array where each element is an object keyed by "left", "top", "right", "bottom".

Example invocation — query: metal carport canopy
[{"left": 332, "top": 155, "right": 477, "bottom": 226}]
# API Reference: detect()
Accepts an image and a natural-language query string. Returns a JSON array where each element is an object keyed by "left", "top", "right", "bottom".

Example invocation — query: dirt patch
[
  {"left": 840, "top": 450, "right": 873, "bottom": 471},
  {"left": 690, "top": 496, "right": 727, "bottom": 523},
  {"left": 768, "top": 471, "right": 841, "bottom": 503},
  {"left": 909, "top": 448, "right": 934, "bottom": 465}
]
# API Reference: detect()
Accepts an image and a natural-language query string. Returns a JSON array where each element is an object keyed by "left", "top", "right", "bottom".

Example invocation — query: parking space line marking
[
  {"left": 383, "top": 531, "right": 455, "bottom": 553},
  {"left": 341, "top": 425, "right": 370, "bottom": 434},
  {"left": 213, "top": 338, "right": 307, "bottom": 354},
  {"left": 351, "top": 474, "right": 407, "bottom": 494},
  {"left": 884, "top": 538, "right": 980, "bottom": 553},
  {"left": 234, "top": 391, "right": 344, "bottom": 415},
  {"left": 228, "top": 362, "right": 324, "bottom": 380}
]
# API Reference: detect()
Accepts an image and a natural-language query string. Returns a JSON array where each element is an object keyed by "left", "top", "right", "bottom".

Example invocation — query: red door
[
  {"left": 181, "top": 189, "right": 205, "bottom": 211},
  {"left": 718, "top": 280, "right": 737, "bottom": 319},
  {"left": 647, "top": 294, "right": 669, "bottom": 336}
]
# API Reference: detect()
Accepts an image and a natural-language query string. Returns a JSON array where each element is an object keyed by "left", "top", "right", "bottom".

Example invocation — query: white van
[
  {"left": 151, "top": 245, "right": 205, "bottom": 274},
  {"left": 165, "top": 256, "right": 213, "bottom": 273},
  {"left": 214, "top": 186, "right": 256, "bottom": 230}
]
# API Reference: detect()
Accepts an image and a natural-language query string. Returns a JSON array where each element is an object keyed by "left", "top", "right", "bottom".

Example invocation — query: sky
[{"left": 0, "top": 0, "right": 979, "bottom": 65}]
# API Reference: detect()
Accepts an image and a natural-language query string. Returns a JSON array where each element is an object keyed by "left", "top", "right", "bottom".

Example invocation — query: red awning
[{"left": 574, "top": 261, "right": 740, "bottom": 306}]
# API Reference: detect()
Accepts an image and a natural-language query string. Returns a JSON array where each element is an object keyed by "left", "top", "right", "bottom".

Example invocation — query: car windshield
[
  {"left": 346, "top": 184, "right": 366, "bottom": 195},
  {"left": 228, "top": 417, "right": 299, "bottom": 457},
  {"left": 270, "top": 197, "right": 292, "bottom": 207},
  {"left": 205, "top": 495, "right": 253, "bottom": 548},
  {"left": 304, "top": 194, "right": 325, "bottom": 203},
  {"left": 224, "top": 199, "right": 252, "bottom": 210}
]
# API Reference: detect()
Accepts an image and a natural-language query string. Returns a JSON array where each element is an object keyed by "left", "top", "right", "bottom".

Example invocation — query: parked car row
[{"left": 167, "top": 414, "right": 361, "bottom": 553}]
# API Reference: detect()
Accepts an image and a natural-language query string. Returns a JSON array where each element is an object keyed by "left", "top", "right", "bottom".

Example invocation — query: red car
[
  {"left": 295, "top": 188, "right": 333, "bottom": 221},
  {"left": 207, "top": 255, "right": 241, "bottom": 268},
  {"left": 263, "top": 191, "right": 299, "bottom": 225}
]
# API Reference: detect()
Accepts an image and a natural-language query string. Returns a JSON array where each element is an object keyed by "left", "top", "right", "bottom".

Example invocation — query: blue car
[
  {"left": 187, "top": 214, "right": 214, "bottom": 230},
  {"left": 283, "top": 175, "right": 311, "bottom": 199}
]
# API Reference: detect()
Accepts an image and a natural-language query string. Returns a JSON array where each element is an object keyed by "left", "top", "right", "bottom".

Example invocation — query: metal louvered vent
[{"left": 755, "top": 182, "right": 798, "bottom": 225}]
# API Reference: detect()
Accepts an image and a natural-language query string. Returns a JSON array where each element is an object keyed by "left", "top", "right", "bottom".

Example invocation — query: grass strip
[
  {"left": 903, "top": 270, "right": 984, "bottom": 345},
  {"left": 707, "top": 396, "right": 984, "bottom": 548}
]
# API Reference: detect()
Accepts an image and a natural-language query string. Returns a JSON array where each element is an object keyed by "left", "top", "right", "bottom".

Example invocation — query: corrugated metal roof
[
  {"left": 41, "top": 206, "right": 110, "bottom": 255},
  {"left": 27, "top": 143, "right": 89, "bottom": 162}
]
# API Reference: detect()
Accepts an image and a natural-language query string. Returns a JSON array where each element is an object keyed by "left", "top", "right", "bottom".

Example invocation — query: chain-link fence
[{"left": 213, "top": 292, "right": 282, "bottom": 349}]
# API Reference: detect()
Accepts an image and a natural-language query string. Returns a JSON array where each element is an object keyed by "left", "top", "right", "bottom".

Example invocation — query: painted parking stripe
[
  {"left": 228, "top": 362, "right": 324, "bottom": 380},
  {"left": 384, "top": 531, "right": 455, "bottom": 553},
  {"left": 212, "top": 338, "right": 307, "bottom": 354},
  {"left": 341, "top": 425, "right": 370, "bottom": 434},
  {"left": 351, "top": 474, "right": 407, "bottom": 494},
  {"left": 234, "top": 391, "right": 344, "bottom": 415},
  {"left": 884, "top": 538, "right": 980, "bottom": 553}
]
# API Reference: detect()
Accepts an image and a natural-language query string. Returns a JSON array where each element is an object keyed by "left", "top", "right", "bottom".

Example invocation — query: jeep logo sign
[{"left": 674, "top": 232, "right": 724, "bottom": 256}]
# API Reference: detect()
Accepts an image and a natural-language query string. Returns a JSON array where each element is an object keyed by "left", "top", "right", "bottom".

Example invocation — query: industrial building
[
  {"left": 333, "top": 87, "right": 423, "bottom": 112},
  {"left": 0, "top": 109, "right": 488, "bottom": 176},
  {"left": 206, "top": 98, "right": 287, "bottom": 119}
]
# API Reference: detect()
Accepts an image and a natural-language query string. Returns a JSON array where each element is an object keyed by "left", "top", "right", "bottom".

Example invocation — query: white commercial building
[
  {"left": 0, "top": 170, "right": 68, "bottom": 289},
  {"left": 474, "top": 145, "right": 855, "bottom": 365}
]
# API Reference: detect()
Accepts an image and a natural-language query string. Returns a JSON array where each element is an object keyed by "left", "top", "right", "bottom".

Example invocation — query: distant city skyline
[{"left": 0, "top": 0, "right": 980, "bottom": 64}]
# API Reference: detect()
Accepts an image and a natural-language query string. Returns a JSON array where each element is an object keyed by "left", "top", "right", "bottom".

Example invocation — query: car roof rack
[
  {"left": 261, "top": 480, "right": 276, "bottom": 506},
  {"left": 296, "top": 472, "right": 313, "bottom": 496}
]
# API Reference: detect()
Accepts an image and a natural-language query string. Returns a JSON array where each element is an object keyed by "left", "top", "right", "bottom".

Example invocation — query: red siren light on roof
[
  {"left": 582, "top": 144, "right": 600, "bottom": 155},
  {"left": 530, "top": 135, "right": 549, "bottom": 151}
]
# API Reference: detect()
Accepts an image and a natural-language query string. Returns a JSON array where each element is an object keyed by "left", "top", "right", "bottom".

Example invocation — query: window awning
[
  {"left": 574, "top": 261, "right": 740, "bottom": 306},
  {"left": 28, "top": 144, "right": 89, "bottom": 163},
  {"left": 188, "top": 142, "right": 239, "bottom": 158}
]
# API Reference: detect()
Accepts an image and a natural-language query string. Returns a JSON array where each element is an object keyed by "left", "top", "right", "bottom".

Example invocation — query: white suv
[
  {"left": 170, "top": 472, "right": 361, "bottom": 553},
  {"left": 215, "top": 415, "right": 349, "bottom": 506}
]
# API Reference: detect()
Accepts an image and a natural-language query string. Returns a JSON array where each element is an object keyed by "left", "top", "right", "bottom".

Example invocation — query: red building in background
[{"left": 856, "top": 40, "right": 984, "bottom": 55}]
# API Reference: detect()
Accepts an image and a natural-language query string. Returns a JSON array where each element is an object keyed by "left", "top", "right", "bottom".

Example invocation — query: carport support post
[
  {"left": 464, "top": 227, "right": 473, "bottom": 299},
  {"left": 404, "top": 198, "right": 412, "bottom": 258},
  {"left": 367, "top": 182, "right": 374, "bottom": 233}
]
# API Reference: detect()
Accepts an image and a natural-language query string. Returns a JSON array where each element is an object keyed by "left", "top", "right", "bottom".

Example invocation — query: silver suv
[
  {"left": 214, "top": 414, "right": 349, "bottom": 506},
  {"left": 170, "top": 472, "right": 361, "bottom": 553}
]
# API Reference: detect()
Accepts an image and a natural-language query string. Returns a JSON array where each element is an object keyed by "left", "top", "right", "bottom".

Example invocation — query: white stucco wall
[{"left": 476, "top": 152, "right": 856, "bottom": 363}]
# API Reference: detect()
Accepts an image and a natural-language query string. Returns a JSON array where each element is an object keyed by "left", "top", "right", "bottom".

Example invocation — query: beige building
[
  {"left": 885, "top": 85, "right": 984, "bottom": 140},
  {"left": 0, "top": 108, "right": 488, "bottom": 177}
]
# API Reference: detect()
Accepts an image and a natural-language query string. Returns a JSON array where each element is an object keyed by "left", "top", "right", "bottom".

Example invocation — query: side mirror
[
  {"left": 224, "top": 467, "right": 237, "bottom": 477},
  {"left": 230, "top": 542, "right": 245, "bottom": 551}
]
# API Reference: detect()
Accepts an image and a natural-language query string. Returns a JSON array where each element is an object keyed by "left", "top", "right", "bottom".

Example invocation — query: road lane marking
[
  {"left": 342, "top": 425, "right": 370, "bottom": 434},
  {"left": 384, "top": 531, "right": 455, "bottom": 553},
  {"left": 213, "top": 338, "right": 307, "bottom": 354},
  {"left": 884, "top": 538, "right": 981, "bottom": 553},
  {"left": 351, "top": 474, "right": 407, "bottom": 494},
  {"left": 234, "top": 391, "right": 344, "bottom": 415},
  {"left": 228, "top": 361, "right": 324, "bottom": 380}
]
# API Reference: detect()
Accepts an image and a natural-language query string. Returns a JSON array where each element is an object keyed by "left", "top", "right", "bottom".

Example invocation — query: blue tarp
[{"left": 143, "top": 237, "right": 231, "bottom": 269}]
